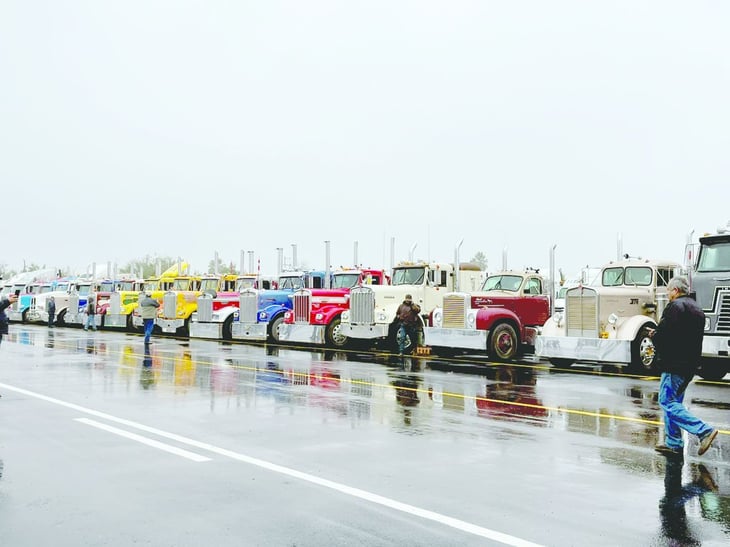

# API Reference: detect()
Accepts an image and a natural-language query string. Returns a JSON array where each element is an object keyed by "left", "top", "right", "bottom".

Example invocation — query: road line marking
[
  {"left": 0, "top": 382, "right": 542, "bottom": 547},
  {"left": 74, "top": 418, "right": 211, "bottom": 462}
]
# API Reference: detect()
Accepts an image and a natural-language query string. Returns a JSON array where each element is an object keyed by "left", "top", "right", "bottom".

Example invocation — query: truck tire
[
  {"left": 325, "top": 316, "right": 348, "bottom": 348},
  {"left": 630, "top": 326, "right": 656, "bottom": 374},
  {"left": 56, "top": 310, "right": 66, "bottom": 327},
  {"left": 269, "top": 315, "right": 284, "bottom": 343},
  {"left": 222, "top": 315, "right": 234, "bottom": 341},
  {"left": 698, "top": 358, "right": 728, "bottom": 381},
  {"left": 489, "top": 323, "right": 518, "bottom": 362}
]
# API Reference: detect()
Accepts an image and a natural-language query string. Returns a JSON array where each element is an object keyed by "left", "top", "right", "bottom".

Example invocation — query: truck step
[{"left": 415, "top": 346, "right": 431, "bottom": 356}]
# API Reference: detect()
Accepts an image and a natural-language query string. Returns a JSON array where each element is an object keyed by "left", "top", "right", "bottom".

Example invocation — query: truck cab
[
  {"left": 689, "top": 222, "right": 730, "bottom": 379},
  {"left": 279, "top": 268, "right": 391, "bottom": 348},
  {"left": 155, "top": 275, "right": 202, "bottom": 335},
  {"left": 104, "top": 278, "right": 145, "bottom": 330},
  {"left": 340, "top": 261, "right": 483, "bottom": 352},
  {"left": 535, "top": 258, "right": 681, "bottom": 373},
  {"left": 231, "top": 270, "right": 328, "bottom": 343},
  {"left": 425, "top": 269, "right": 550, "bottom": 360}
]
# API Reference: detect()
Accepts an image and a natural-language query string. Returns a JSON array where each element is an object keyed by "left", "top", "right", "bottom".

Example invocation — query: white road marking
[
  {"left": 75, "top": 418, "right": 211, "bottom": 462},
  {"left": 0, "top": 382, "right": 542, "bottom": 547}
]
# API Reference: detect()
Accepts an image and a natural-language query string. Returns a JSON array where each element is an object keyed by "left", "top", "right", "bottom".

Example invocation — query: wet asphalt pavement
[{"left": 1, "top": 325, "right": 729, "bottom": 546}]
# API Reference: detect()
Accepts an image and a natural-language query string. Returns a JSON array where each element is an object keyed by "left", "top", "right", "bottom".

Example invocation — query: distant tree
[
  {"left": 123, "top": 255, "right": 177, "bottom": 279},
  {"left": 470, "top": 252, "right": 488, "bottom": 271},
  {"left": 207, "top": 258, "right": 237, "bottom": 274}
]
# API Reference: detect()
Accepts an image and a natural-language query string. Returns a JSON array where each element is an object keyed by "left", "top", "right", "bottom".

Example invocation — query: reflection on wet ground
[{"left": 3, "top": 325, "right": 730, "bottom": 543}]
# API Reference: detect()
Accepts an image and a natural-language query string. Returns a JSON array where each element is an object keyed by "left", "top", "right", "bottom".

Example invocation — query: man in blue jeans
[
  {"left": 650, "top": 276, "right": 718, "bottom": 458},
  {"left": 138, "top": 291, "right": 160, "bottom": 344}
]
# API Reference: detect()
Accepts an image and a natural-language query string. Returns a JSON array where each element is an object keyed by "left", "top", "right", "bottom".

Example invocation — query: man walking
[
  {"left": 650, "top": 276, "right": 718, "bottom": 457},
  {"left": 47, "top": 296, "right": 56, "bottom": 328},
  {"left": 138, "top": 291, "right": 160, "bottom": 345}
]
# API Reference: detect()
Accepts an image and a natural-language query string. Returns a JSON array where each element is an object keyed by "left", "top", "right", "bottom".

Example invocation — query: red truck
[
  {"left": 279, "top": 268, "right": 390, "bottom": 348},
  {"left": 424, "top": 269, "right": 550, "bottom": 360}
]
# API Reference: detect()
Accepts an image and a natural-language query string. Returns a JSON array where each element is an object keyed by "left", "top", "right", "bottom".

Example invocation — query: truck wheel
[
  {"left": 222, "top": 315, "right": 234, "bottom": 341},
  {"left": 698, "top": 358, "right": 728, "bottom": 381},
  {"left": 269, "top": 316, "right": 284, "bottom": 343},
  {"left": 56, "top": 310, "right": 66, "bottom": 327},
  {"left": 630, "top": 326, "right": 656, "bottom": 374},
  {"left": 489, "top": 323, "right": 518, "bottom": 361},
  {"left": 326, "top": 316, "right": 348, "bottom": 348}
]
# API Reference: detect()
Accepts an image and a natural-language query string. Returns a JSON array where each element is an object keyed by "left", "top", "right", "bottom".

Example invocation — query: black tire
[
  {"left": 222, "top": 315, "right": 234, "bottom": 341},
  {"left": 325, "top": 316, "right": 348, "bottom": 348},
  {"left": 698, "top": 358, "right": 728, "bottom": 381},
  {"left": 630, "top": 326, "right": 657, "bottom": 373},
  {"left": 56, "top": 310, "right": 66, "bottom": 327},
  {"left": 489, "top": 322, "right": 519, "bottom": 361},
  {"left": 126, "top": 314, "right": 135, "bottom": 332},
  {"left": 269, "top": 315, "right": 284, "bottom": 343}
]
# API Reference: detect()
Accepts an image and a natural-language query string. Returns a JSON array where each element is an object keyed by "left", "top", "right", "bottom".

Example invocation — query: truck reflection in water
[{"left": 476, "top": 366, "right": 547, "bottom": 422}]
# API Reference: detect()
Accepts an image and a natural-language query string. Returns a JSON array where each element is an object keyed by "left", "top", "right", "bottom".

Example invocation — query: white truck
[
  {"left": 535, "top": 257, "right": 682, "bottom": 373},
  {"left": 688, "top": 221, "right": 730, "bottom": 380},
  {"left": 340, "top": 261, "right": 483, "bottom": 352}
]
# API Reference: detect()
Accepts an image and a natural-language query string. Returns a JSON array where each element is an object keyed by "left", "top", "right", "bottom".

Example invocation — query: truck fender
[
  {"left": 615, "top": 315, "right": 657, "bottom": 341},
  {"left": 475, "top": 307, "right": 521, "bottom": 333},
  {"left": 539, "top": 315, "right": 565, "bottom": 337},
  {"left": 261, "top": 303, "right": 289, "bottom": 321}
]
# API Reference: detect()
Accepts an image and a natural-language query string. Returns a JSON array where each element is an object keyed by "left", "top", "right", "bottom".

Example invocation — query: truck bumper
[
  {"left": 7, "top": 310, "right": 25, "bottom": 322},
  {"left": 231, "top": 322, "right": 268, "bottom": 341},
  {"left": 340, "top": 323, "right": 388, "bottom": 340},
  {"left": 65, "top": 312, "right": 84, "bottom": 326},
  {"left": 105, "top": 314, "right": 129, "bottom": 328},
  {"left": 278, "top": 324, "right": 325, "bottom": 345},
  {"left": 156, "top": 318, "right": 185, "bottom": 333},
  {"left": 132, "top": 316, "right": 144, "bottom": 329},
  {"left": 702, "top": 335, "right": 730, "bottom": 359},
  {"left": 534, "top": 336, "right": 631, "bottom": 363},
  {"left": 189, "top": 322, "right": 223, "bottom": 339},
  {"left": 423, "top": 327, "right": 489, "bottom": 350}
]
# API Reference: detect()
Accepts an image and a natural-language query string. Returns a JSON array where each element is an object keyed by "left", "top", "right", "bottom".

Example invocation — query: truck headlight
[
  {"left": 607, "top": 313, "right": 618, "bottom": 326},
  {"left": 376, "top": 311, "right": 388, "bottom": 322},
  {"left": 705, "top": 317, "right": 711, "bottom": 331},
  {"left": 553, "top": 312, "right": 563, "bottom": 328},
  {"left": 341, "top": 310, "right": 349, "bottom": 322},
  {"left": 432, "top": 309, "right": 442, "bottom": 327},
  {"left": 315, "top": 312, "right": 323, "bottom": 322},
  {"left": 466, "top": 311, "right": 476, "bottom": 328}
]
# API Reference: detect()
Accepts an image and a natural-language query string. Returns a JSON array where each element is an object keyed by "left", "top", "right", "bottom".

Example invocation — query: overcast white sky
[{"left": 2, "top": 1, "right": 729, "bottom": 279}]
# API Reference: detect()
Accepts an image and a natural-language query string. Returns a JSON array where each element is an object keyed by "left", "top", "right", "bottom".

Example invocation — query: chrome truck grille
[
  {"left": 109, "top": 293, "right": 121, "bottom": 315},
  {"left": 197, "top": 296, "right": 213, "bottom": 322},
  {"left": 292, "top": 290, "right": 311, "bottom": 323},
  {"left": 239, "top": 290, "right": 258, "bottom": 323},
  {"left": 718, "top": 292, "right": 730, "bottom": 332},
  {"left": 349, "top": 286, "right": 375, "bottom": 323},
  {"left": 566, "top": 287, "right": 598, "bottom": 337},
  {"left": 163, "top": 292, "right": 177, "bottom": 317},
  {"left": 442, "top": 294, "right": 467, "bottom": 328}
]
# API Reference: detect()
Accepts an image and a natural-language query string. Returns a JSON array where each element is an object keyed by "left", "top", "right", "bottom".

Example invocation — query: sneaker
[
  {"left": 655, "top": 444, "right": 683, "bottom": 457},
  {"left": 698, "top": 429, "right": 718, "bottom": 456}
]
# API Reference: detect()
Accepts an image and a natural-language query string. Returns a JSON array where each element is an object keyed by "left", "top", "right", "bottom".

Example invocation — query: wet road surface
[{"left": 1, "top": 325, "right": 729, "bottom": 546}]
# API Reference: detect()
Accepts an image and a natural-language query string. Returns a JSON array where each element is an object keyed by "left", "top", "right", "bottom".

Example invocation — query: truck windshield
[
  {"left": 201, "top": 279, "right": 218, "bottom": 291},
  {"left": 172, "top": 279, "right": 190, "bottom": 290},
  {"left": 99, "top": 282, "right": 115, "bottom": 292},
  {"left": 332, "top": 273, "right": 360, "bottom": 289},
  {"left": 119, "top": 282, "right": 136, "bottom": 291},
  {"left": 279, "top": 276, "right": 304, "bottom": 290},
  {"left": 236, "top": 278, "right": 256, "bottom": 291},
  {"left": 482, "top": 275, "right": 523, "bottom": 292},
  {"left": 392, "top": 268, "right": 425, "bottom": 286},
  {"left": 697, "top": 241, "right": 730, "bottom": 272},
  {"left": 77, "top": 285, "right": 91, "bottom": 296},
  {"left": 602, "top": 268, "right": 624, "bottom": 287}
]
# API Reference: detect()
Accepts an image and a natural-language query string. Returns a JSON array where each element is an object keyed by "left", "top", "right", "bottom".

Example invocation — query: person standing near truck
[
  {"left": 139, "top": 291, "right": 160, "bottom": 344},
  {"left": 47, "top": 296, "right": 56, "bottom": 328},
  {"left": 395, "top": 294, "right": 421, "bottom": 356},
  {"left": 84, "top": 292, "right": 97, "bottom": 331},
  {"left": 650, "top": 276, "right": 718, "bottom": 458}
]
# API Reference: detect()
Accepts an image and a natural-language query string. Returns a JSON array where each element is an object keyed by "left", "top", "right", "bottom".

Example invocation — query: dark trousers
[{"left": 144, "top": 318, "right": 155, "bottom": 343}]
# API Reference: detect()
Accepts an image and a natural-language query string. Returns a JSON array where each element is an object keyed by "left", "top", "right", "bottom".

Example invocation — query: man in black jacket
[{"left": 650, "top": 276, "right": 717, "bottom": 457}]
